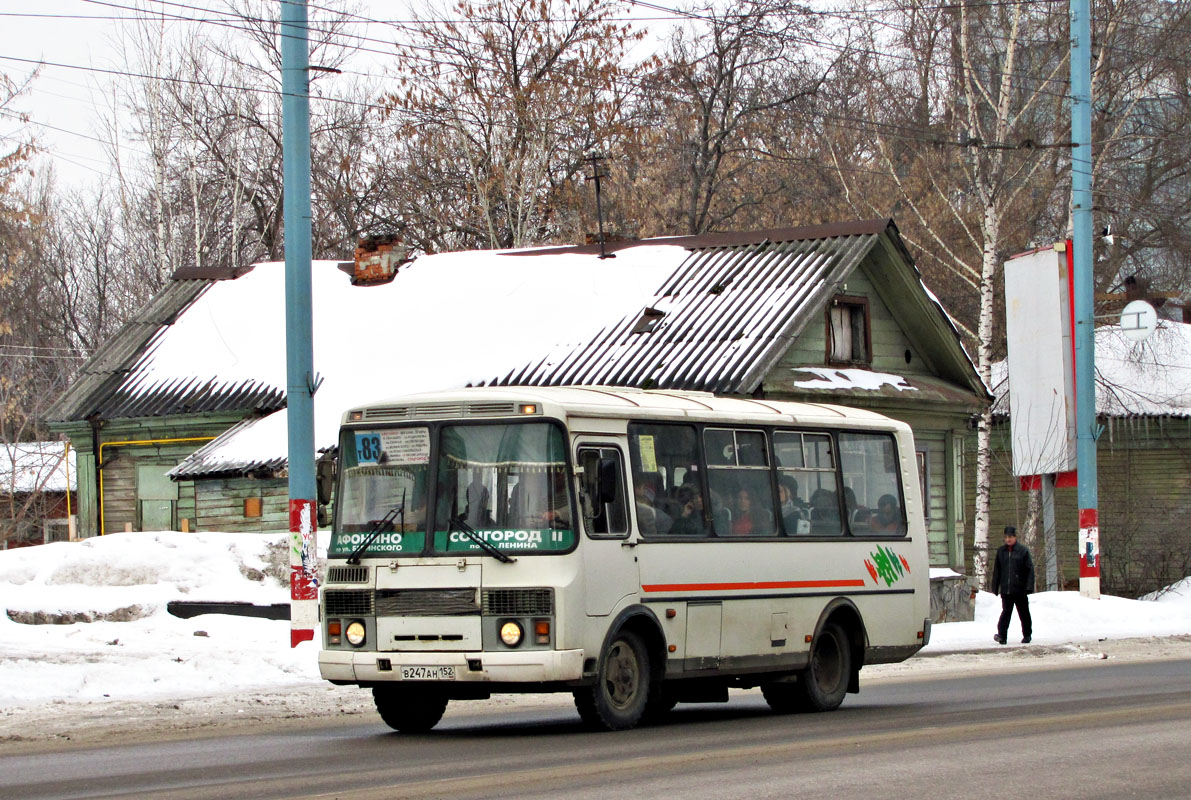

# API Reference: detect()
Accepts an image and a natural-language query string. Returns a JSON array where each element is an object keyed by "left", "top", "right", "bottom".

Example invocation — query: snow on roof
[
  {"left": 992, "top": 319, "right": 1191, "bottom": 418},
  {"left": 156, "top": 246, "right": 686, "bottom": 475},
  {"left": 790, "top": 367, "right": 919, "bottom": 392},
  {"left": 0, "top": 442, "right": 76, "bottom": 494}
]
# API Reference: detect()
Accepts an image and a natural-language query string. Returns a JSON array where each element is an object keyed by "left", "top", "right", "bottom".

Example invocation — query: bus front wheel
[
  {"left": 372, "top": 685, "right": 448, "bottom": 732},
  {"left": 574, "top": 629, "right": 652, "bottom": 730}
]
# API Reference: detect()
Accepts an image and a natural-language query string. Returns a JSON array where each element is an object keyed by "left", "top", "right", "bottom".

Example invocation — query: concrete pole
[
  {"left": 281, "top": 0, "right": 320, "bottom": 643},
  {"left": 1071, "top": 0, "right": 1100, "bottom": 598}
]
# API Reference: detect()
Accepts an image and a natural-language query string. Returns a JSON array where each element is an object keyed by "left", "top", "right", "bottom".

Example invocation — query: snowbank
[{"left": 0, "top": 532, "right": 320, "bottom": 708}]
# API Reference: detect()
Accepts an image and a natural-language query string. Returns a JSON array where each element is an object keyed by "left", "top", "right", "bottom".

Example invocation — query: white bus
[{"left": 319, "top": 387, "right": 930, "bottom": 731}]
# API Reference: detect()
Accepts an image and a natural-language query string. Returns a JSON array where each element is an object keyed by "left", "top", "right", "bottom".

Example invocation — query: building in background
[{"left": 0, "top": 442, "right": 76, "bottom": 548}]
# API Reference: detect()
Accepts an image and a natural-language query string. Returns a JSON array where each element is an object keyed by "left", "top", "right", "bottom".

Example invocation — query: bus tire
[
  {"left": 760, "top": 681, "right": 800, "bottom": 714},
  {"left": 795, "top": 622, "right": 851, "bottom": 712},
  {"left": 574, "top": 629, "right": 651, "bottom": 730},
  {"left": 643, "top": 684, "right": 678, "bottom": 722},
  {"left": 372, "top": 686, "right": 448, "bottom": 732}
]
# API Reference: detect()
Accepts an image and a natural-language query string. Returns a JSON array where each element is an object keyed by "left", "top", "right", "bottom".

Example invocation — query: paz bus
[{"left": 318, "top": 386, "right": 930, "bottom": 731}]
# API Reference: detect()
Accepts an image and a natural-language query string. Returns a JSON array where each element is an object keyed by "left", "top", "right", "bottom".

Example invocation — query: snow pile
[
  {"left": 1, "top": 532, "right": 1189, "bottom": 710},
  {"left": 0, "top": 532, "right": 321, "bottom": 708},
  {"left": 924, "top": 587, "right": 1191, "bottom": 652}
]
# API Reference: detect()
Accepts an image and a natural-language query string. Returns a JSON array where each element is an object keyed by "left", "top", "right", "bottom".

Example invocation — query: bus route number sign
[
  {"left": 355, "top": 433, "right": 382, "bottom": 464},
  {"left": 354, "top": 429, "right": 431, "bottom": 465}
]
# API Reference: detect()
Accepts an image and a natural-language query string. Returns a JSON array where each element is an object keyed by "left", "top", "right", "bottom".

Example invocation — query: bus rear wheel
[
  {"left": 795, "top": 622, "right": 851, "bottom": 712},
  {"left": 372, "top": 685, "right": 448, "bottom": 732},
  {"left": 574, "top": 629, "right": 652, "bottom": 730}
]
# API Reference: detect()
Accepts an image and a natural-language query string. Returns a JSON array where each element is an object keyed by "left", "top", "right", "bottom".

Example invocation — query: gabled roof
[
  {"left": 46, "top": 273, "right": 285, "bottom": 423},
  {"left": 51, "top": 218, "right": 983, "bottom": 478},
  {"left": 487, "top": 219, "right": 985, "bottom": 399}
]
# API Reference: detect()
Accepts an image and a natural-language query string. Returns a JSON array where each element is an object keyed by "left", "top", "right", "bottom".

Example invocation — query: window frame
[
  {"left": 577, "top": 444, "right": 630, "bottom": 540},
  {"left": 825, "top": 294, "right": 872, "bottom": 366},
  {"left": 704, "top": 427, "right": 779, "bottom": 537}
]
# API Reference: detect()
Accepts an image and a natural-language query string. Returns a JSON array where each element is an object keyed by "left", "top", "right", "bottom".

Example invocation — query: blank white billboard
[{"left": 1004, "top": 245, "right": 1076, "bottom": 476}]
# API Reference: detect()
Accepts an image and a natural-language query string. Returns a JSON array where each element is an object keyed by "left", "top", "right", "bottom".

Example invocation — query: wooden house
[{"left": 49, "top": 220, "right": 988, "bottom": 606}]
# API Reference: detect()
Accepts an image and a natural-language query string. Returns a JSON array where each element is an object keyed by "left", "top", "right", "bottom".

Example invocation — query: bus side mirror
[{"left": 316, "top": 457, "right": 336, "bottom": 506}]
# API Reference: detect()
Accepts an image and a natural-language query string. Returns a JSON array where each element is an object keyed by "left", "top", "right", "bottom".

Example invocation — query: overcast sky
[{"left": 0, "top": 0, "right": 675, "bottom": 189}]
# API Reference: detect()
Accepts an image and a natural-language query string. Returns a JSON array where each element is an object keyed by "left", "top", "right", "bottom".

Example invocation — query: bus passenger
[
  {"left": 778, "top": 477, "right": 805, "bottom": 532},
  {"left": 731, "top": 487, "right": 771, "bottom": 535},
  {"left": 669, "top": 486, "right": 705, "bottom": 536},
  {"left": 870, "top": 494, "right": 901, "bottom": 533},
  {"left": 634, "top": 479, "right": 672, "bottom": 534}
]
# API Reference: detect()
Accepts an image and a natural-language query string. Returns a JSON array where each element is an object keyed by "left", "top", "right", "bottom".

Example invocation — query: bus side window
[
  {"left": 628, "top": 424, "right": 706, "bottom": 537},
  {"left": 579, "top": 447, "right": 628, "bottom": 537},
  {"left": 775, "top": 431, "right": 842, "bottom": 536},
  {"left": 705, "top": 428, "right": 776, "bottom": 537},
  {"left": 838, "top": 432, "right": 906, "bottom": 536}
]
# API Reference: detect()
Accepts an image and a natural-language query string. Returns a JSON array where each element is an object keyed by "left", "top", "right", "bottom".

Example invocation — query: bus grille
[
  {"left": 482, "top": 588, "right": 554, "bottom": 616},
  {"left": 324, "top": 590, "right": 374, "bottom": 616},
  {"left": 375, "top": 589, "right": 479, "bottom": 616},
  {"left": 325, "top": 566, "right": 369, "bottom": 584}
]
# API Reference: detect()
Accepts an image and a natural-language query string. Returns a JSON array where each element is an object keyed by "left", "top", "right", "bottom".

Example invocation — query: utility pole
[
  {"left": 1071, "top": 0, "right": 1099, "bottom": 598},
  {"left": 586, "top": 151, "right": 614, "bottom": 260},
  {"left": 281, "top": 0, "right": 320, "bottom": 643}
]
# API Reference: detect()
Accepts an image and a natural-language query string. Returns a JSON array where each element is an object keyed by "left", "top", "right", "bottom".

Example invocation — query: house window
[
  {"left": 916, "top": 448, "right": 930, "bottom": 522},
  {"left": 826, "top": 295, "right": 870, "bottom": 365}
]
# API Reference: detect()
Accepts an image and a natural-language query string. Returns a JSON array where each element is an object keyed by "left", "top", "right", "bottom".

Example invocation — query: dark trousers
[{"left": 998, "top": 593, "right": 1032, "bottom": 639}]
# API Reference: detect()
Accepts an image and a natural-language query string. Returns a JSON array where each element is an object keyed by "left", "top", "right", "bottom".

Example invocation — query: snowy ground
[{"left": 2, "top": 532, "right": 1190, "bottom": 746}]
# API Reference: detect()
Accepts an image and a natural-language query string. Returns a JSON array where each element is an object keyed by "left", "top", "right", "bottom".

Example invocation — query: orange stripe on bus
[{"left": 640, "top": 579, "right": 867, "bottom": 593}]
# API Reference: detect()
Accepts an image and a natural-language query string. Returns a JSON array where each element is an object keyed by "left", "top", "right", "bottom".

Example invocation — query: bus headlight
[
  {"left": 345, "top": 620, "right": 366, "bottom": 647},
  {"left": 499, "top": 620, "right": 524, "bottom": 647}
]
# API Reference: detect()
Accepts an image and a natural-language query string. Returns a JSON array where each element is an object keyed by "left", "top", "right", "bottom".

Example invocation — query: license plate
[{"left": 400, "top": 665, "right": 456, "bottom": 681}]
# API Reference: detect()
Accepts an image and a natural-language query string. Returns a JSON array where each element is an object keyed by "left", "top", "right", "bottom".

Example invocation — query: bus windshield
[
  {"left": 329, "top": 421, "right": 575, "bottom": 558},
  {"left": 433, "top": 422, "right": 574, "bottom": 554},
  {"left": 332, "top": 426, "right": 431, "bottom": 556}
]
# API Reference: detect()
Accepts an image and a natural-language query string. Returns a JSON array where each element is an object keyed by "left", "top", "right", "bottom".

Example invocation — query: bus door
[{"left": 576, "top": 443, "right": 637, "bottom": 616}]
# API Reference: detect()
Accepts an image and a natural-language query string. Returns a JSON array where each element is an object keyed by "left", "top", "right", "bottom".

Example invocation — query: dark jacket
[{"left": 992, "top": 542, "right": 1035, "bottom": 596}]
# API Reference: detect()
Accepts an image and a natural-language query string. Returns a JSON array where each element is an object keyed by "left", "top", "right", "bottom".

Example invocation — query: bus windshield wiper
[
  {"left": 346, "top": 494, "right": 405, "bottom": 565},
  {"left": 448, "top": 515, "right": 516, "bottom": 564}
]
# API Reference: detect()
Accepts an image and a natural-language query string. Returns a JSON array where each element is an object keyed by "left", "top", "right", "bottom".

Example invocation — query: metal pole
[
  {"left": 1071, "top": 0, "right": 1099, "bottom": 598},
  {"left": 281, "top": 0, "right": 320, "bottom": 644}
]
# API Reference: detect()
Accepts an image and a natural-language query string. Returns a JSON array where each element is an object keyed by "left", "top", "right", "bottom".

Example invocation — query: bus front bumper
[{"left": 320, "top": 648, "right": 586, "bottom": 684}]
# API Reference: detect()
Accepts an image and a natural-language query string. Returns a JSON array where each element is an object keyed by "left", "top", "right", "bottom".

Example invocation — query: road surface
[{"left": 2, "top": 657, "right": 1189, "bottom": 799}]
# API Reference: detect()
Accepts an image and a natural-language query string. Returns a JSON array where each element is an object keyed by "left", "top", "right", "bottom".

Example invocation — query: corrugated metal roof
[
  {"left": 487, "top": 231, "right": 876, "bottom": 394},
  {"left": 48, "top": 269, "right": 288, "bottom": 422}
]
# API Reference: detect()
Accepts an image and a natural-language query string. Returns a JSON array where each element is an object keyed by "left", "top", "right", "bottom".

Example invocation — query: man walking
[{"left": 992, "top": 526, "right": 1034, "bottom": 644}]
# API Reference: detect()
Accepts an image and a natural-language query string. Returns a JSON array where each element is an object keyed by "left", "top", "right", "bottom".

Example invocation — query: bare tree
[{"left": 384, "top": 0, "right": 647, "bottom": 251}]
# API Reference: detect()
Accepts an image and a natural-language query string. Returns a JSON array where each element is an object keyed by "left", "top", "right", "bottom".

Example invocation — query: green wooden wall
[
  {"left": 55, "top": 413, "right": 247, "bottom": 538},
  {"left": 193, "top": 476, "right": 290, "bottom": 532},
  {"left": 775, "top": 268, "right": 933, "bottom": 379},
  {"left": 968, "top": 416, "right": 1191, "bottom": 598}
]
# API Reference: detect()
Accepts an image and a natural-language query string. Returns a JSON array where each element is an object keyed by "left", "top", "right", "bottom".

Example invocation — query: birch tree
[{"left": 827, "top": 0, "right": 1069, "bottom": 585}]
